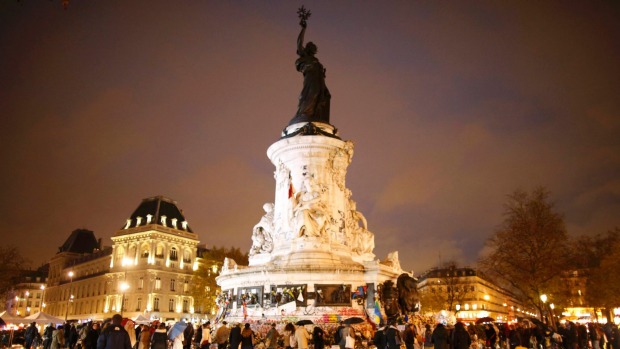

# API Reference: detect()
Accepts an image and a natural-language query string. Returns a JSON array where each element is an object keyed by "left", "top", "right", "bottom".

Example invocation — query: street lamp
[
  {"left": 64, "top": 271, "right": 74, "bottom": 322},
  {"left": 120, "top": 282, "right": 129, "bottom": 316},
  {"left": 540, "top": 294, "right": 548, "bottom": 323},
  {"left": 40, "top": 285, "right": 46, "bottom": 310}
]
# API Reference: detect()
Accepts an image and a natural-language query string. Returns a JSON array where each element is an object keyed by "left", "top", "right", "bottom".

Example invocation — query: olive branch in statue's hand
[{"left": 297, "top": 5, "right": 311, "bottom": 27}]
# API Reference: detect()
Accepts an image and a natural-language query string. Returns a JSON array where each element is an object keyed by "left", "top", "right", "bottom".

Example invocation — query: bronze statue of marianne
[{"left": 290, "top": 6, "right": 331, "bottom": 125}]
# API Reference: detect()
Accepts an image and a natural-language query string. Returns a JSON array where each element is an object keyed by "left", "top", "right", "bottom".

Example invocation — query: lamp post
[
  {"left": 120, "top": 282, "right": 129, "bottom": 316},
  {"left": 64, "top": 271, "right": 74, "bottom": 322},
  {"left": 540, "top": 294, "right": 548, "bottom": 324},
  {"left": 40, "top": 285, "right": 46, "bottom": 311},
  {"left": 549, "top": 303, "right": 556, "bottom": 330}
]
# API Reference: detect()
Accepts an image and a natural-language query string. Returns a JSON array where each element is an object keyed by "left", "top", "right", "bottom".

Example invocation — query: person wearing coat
[
  {"left": 431, "top": 323, "right": 449, "bottom": 349},
  {"left": 374, "top": 326, "right": 387, "bottom": 349},
  {"left": 240, "top": 324, "right": 255, "bottom": 349},
  {"left": 385, "top": 322, "right": 402, "bottom": 349},
  {"left": 404, "top": 324, "right": 416, "bottom": 349},
  {"left": 295, "top": 325, "right": 311, "bottom": 349},
  {"left": 51, "top": 326, "right": 66, "bottom": 349},
  {"left": 229, "top": 323, "right": 242, "bottom": 349},
  {"left": 312, "top": 326, "right": 325, "bottom": 349},
  {"left": 150, "top": 323, "right": 168, "bottom": 349},
  {"left": 452, "top": 322, "right": 471, "bottom": 349},
  {"left": 138, "top": 325, "right": 150, "bottom": 349},
  {"left": 83, "top": 323, "right": 100, "bottom": 349}
]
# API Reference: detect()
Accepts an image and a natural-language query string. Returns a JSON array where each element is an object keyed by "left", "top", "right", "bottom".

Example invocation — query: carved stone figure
[
  {"left": 382, "top": 251, "right": 402, "bottom": 271},
  {"left": 292, "top": 176, "right": 328, "bottom": 238},
  {"left": 250, "top": 203, "right": 275, "bottom": 256},
  {"left": 290, "top": 6, "right": 331, "bottom": 125},
  {"left": 397, "top": 273, "right": 420, "bottom": 314}
]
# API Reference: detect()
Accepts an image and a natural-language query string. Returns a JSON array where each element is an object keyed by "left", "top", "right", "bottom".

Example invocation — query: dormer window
[
  {"left": 146, "top": 214, "right": 153, "bottom": 224},
  {"left": 136, "top": 216, "right": 142, "bottom": 226},
  {"left": 125, "top": 219, "right": 131, "bottom": 229},
  {"left": 171, "top": 218, "right": 178, "bottom": 229},
  {"left": 160, "top": 215, "right": 167, "bottom": 226},
  {"left": 181, "top": 221, "right": 188, "bottom": 230}
]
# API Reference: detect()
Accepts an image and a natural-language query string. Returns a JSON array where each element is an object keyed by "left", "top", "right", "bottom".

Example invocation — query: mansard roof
[
  {"left": 58, "top": 229, "right": 99, "bottom": 254},
  {"left": 122, "top": 195, "right": 193, "bottom": 233}
]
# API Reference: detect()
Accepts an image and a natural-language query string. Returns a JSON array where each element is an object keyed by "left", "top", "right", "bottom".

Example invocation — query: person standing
[
  {"left": 83, "top": 323, "right": 100, "bottom": 349},
  {"left": 374, "top": 325, "right": 387, "bottom": 349},
  {"left": 137, "top": 325, "right": 150, "bottom": 349},
  {"left": 44, "top": 323, "right": 55, "bottom": 349},
  {"left": 229, "top": 323, "right": 242, "bottom": 349},
  {"left": 183, "top": 323, "right": 195, "bottom": 349},
  {"left": 451, "top": 322, "right": 471, "bottom": 349},
  {"left": 151, "top": 323, "right": 168, "bottom": 349},
  {"left": 312, "top": 326, "right": 324, "bottom": 349},
  {"left": 295, "top": 325, "right": 311, "bottom": 349},
  {"left": 404, "top": 324, "right": 416, "bottom": 349},
  {"left": 266, "top": 323, "right": 280, "bottom": 349},
  {"left": 124, "top": 320, "right": 137, "bottom": 349},
  {"left": 96, "top": 314, "right": 132, "bottom": 349},
  {"left": 385, "top": 321, "right": 402, "bottom": 349},
  {"left": 283, "top": 323, "right": 295, "bottom": 349},
  {"left": 51, "top": 326, "right": 66, "bottom": 349},
  {"left": 423, "top": 324, "right": 433, "bottom": 349},
  {"left": 215, "top": 322, "right": 230, "bottom": 349},
  {"left": 431, "top": 323, "right": 448, "bottom": 349},
  {"left": 201, "top": 322, "right": 212, "bottom": 349},
  {"left": 240, "top": 324, "right": 255, "bottom": 349},
  {"left": 25, "top": 322, "right": 39, "bottom": 349}
]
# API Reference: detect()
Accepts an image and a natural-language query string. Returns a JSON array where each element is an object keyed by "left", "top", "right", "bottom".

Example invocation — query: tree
[
  {"left": 479, "top": 187, "right": 569, "bottom": 320},
  {"left": 0, "top": 246, "right": 29, "bottom": 311},
  {"left": 190, "top": 246, "right": 248, "bottom": 315},
  {"left": 574, "top": 228, "right": 620, "bottom": 321},
  {"left": 585, "top": 236, "right": 620, "bottom": 320}
]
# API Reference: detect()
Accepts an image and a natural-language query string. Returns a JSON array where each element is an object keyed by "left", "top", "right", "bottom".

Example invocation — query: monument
[{"left": 216, "top": 7, "right": 413, "bottom": 323}]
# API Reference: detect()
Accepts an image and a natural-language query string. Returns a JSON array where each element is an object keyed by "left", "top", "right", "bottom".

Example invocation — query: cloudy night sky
[{"left": 1, "top": 1, "right": 619, "bottom": 274}]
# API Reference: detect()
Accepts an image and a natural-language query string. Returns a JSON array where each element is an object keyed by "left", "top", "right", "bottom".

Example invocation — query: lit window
[
  {"left": 155, "top": 277, "right": 161, "bottom": 290},
  {"left": 169, "top": 298, "right": 175, "bottom": 312}
]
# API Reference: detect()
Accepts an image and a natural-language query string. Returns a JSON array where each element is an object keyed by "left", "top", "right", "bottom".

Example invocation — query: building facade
[
  {"left": 417, "top": 266, "right": 526, "bottom": 322},
  {"left": 44, "top": 196, "right": 202, "bottom": 322}
]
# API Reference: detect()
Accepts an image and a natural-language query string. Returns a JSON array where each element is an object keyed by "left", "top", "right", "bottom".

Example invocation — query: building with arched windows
[{"left": 43, "top": 196, "right": 201, "bottom": 322}]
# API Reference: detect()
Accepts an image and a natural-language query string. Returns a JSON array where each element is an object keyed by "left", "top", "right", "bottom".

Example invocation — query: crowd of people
[{"left": 3, "top": 315, "right": 620, "bottom": 349}]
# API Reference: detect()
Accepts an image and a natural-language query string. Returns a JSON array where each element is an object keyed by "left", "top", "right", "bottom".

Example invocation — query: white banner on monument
[{"left": 278, "top": 301, "right": 297, "bottom": 313}]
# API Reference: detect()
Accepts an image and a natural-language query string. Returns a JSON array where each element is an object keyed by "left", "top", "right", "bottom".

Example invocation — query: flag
[
  {"left": 288, "top": 182, "right": 294, "bottom": 198},
  {"left": 373, "top": 300, "right": 384, "bottom": 325}
]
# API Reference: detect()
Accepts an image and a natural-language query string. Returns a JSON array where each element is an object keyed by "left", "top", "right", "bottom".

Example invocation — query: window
[
  {"left": 170, "top": 279, "right": 176, "bottom": 292},
  {"left": 183, "top": 250, "right": 191, "bottom": 263},
  {"left": 137, "top": 297, "right": 142, "bottom": 311},
  {"left": 184, "top": 281, "right": 189, "bottom": 293},
  {"left": 183, "top": 299, "right": 189, "bottom": 313},
  {"left": 139, "top": 277, "right": 144, "bottom": 290},
  {"left": 155, "top": 245, "right": 164, "bottom": 258},
  {"left": 169, "top": 298, "right": 175, "bottom": 312},
  {"left": 170, "top": 248, "right": 178, "bottom": 261},
  {"left": 154, "top": 297, "right": 160, "bottom": 311},
  {"left": 155, "top": 277, "right": 161, "bottom": 290}
]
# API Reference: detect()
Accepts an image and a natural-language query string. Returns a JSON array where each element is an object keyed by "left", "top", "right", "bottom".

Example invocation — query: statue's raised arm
[{"left": 290, "top": 6, "right": 331, "bottom": 125}]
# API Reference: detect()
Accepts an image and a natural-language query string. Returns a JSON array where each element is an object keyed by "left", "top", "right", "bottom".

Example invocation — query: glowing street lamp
[
  {"left": 64, "top": 271, "right": 74, "bottom": 322},
  {"left": 120, "top": 282, "right": 130, "bottom": 316},
  {"left": 40, "top": 285, "right": 46, "bottom": 309}
]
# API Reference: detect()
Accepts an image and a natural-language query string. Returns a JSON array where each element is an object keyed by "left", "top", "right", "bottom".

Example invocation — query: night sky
[{"left": 1, "top": 1, "right": 619, "bottom": 275}]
